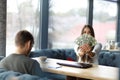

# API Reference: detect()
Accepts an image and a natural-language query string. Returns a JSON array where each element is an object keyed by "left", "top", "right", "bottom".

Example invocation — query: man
[{"left": 0, "top": 30, "right": 44, "bottom": 77}]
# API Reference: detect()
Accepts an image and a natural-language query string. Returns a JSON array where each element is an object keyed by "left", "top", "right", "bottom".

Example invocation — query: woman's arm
[
  {"left": 92, "top": 43, "right": 102, "bottom": 53},
  {"left": 74, "top": 44, "right": 85, "bottom": 57},
  {"left": 86, "top": 43, "right": 102, "bottom": 58},
  {"left": 74, "top": 44, "right": 85, "bottom": 62}
]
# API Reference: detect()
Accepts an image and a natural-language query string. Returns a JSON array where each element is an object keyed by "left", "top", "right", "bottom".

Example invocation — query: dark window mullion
[
  {"left": 116, "top": 1, "right": 120, "bottom": 42},
  {"left": 87, "top": 0, "right": 93, "bottom": 26},
  {"left": 39, "top": 0, "right": 49, "bottom": 49}
]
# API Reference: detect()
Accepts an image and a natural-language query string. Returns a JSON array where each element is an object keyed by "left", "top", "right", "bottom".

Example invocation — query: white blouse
[{"left": 74, "top": 43, "right": 102, "bottom": 64}]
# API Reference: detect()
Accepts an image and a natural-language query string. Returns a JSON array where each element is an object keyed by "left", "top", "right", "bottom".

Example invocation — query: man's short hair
[{"left": 15, "top": 30, "right": 34, "bottom": 47}]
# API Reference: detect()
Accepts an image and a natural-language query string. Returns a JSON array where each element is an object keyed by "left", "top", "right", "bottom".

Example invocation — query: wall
[{"left": 0, "top": 0, "right": 6, "bottom": 56}]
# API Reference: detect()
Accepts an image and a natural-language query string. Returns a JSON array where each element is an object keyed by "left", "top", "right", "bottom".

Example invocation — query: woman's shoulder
[
  {"left": 95, "top": 43, "right": 102, "bottom": 48},
  {"left": 92, "top": 43, "right": 102, "bottom": 53}
]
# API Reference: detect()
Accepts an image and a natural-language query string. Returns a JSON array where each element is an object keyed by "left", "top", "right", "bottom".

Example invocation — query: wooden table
[{"left": 33, "top": 57, "right": 119, "bottom": 80}]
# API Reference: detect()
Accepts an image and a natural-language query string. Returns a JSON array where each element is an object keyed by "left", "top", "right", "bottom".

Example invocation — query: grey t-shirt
[{"left": 0, "top": 54, "right": 44, "bottom": 77}]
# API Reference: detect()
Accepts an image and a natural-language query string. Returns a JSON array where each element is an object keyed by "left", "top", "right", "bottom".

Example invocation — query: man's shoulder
[
  {"left": 2, "top": 54, "right": 36, "bottom": 63},
  {"left": 0, "top": 54, "right": 14, "bottom": 61},
  {"left": 16, "top": 54, "right": 36, "bottom": 63},
  {"left": 24, "top": 57, "right": 36, "bottom": 63}
]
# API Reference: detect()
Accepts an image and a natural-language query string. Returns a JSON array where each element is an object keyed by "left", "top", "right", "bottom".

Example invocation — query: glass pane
[
  {"left": 49, "top": 0, "right": 88, "bottom": 49},
  {"left": 7, "top": 0, "right": 40, "bottom": 56},
  {"left": 93, "top": 0, "right": 117, "bottom": 46}
]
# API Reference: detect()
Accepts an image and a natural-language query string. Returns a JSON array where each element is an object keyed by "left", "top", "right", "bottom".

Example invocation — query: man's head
[{"left": 15, "top": 30, "right": 34, "bottom": 56}]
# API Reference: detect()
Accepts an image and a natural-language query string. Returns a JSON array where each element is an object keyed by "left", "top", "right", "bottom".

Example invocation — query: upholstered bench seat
[{"left": 99, "top": 50, "right": 120, "bottom": 67}]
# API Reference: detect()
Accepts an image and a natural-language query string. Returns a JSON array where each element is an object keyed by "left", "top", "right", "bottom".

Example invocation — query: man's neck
[{"left": 15, "top": 48, "right": 27, "bottom": 56}]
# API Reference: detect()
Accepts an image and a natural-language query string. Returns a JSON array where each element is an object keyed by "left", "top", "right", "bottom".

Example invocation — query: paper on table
[{"left": 47, "top": 63, "right": 62, "bottom": 69}]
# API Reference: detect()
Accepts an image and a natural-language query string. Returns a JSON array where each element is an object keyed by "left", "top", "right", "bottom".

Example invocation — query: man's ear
[
  {"left": 24, "top": 40, "right": 30, "bottom": 49},
  {"left": 27, "top": 40, "right": 31, "bottom": 48},
  {"left": 24, "top": 41, "right": 31, "bottom": 56}
]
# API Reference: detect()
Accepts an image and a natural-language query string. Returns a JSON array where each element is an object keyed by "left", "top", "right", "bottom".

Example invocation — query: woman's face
[{"left": 83, "top": 27, "right": 92, "bottom": 35}]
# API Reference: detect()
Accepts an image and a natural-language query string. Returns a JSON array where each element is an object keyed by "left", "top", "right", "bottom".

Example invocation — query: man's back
[
  {"left": 0, "top": 54, "right": 43, "bottom": 76},
  {"left": 0, "top": 30, "right": 46, "bottom": 77}
]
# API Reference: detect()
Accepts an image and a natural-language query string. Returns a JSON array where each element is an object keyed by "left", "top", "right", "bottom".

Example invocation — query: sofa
[
  {"left": 98, "top": 50, "right": 120, "bottom": 67},
  {"left": 0, "top": 49, "right": 120, "bottom": 80}
]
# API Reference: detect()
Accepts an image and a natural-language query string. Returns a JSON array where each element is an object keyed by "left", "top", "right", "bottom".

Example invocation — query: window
[
  {"left": 93, "top": 0, "right": 117, "bottom": 45},
  {"left": 49, "top": 0, "right": 88, "bottom": 49},
  {"left": 7, "top": 0, "right": 40, "bottom": 56}
]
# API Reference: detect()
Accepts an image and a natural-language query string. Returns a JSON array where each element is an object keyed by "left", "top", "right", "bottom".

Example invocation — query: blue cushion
[
  {"left": 64, "top": 49, "right": 77, "bottom": 61},
  {"left": 99, "top": 51, "right": 120, "bottom": 67},
  {"left": 29, "top": 49, "right": 77, "bottom": 61},
  {"left": 29, "top": 49, "right": 66, "bottom": 60},
  {"left": 0, "top": 56, "right": 4, "bottom": 61},
  {"left": 0, "top": 68, "right": 52, "bottom": 80}
]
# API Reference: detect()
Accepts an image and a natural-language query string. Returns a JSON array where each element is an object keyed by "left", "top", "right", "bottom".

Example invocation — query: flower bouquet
[{"left": 74, "top": 34, "right": 97, "bottom": 47}]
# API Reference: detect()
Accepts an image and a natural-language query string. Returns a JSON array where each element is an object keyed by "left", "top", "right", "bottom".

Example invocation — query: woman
[{"left": 74, "top": 25, "right": 102, "bottom": 64}]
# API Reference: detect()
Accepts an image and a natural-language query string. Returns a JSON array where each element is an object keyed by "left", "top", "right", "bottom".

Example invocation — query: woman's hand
[
  {"left": 80, "top": 44, "right": 92, "bottom": 53},
  {"left": 77, "top": 49, "right": 85, "bottom": 57},
  {"left": 80, "top": 44, "right": 95, "bottom": 57},
  {"left": 77, "top": 44, "right": 92, "bottom": 57}
]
